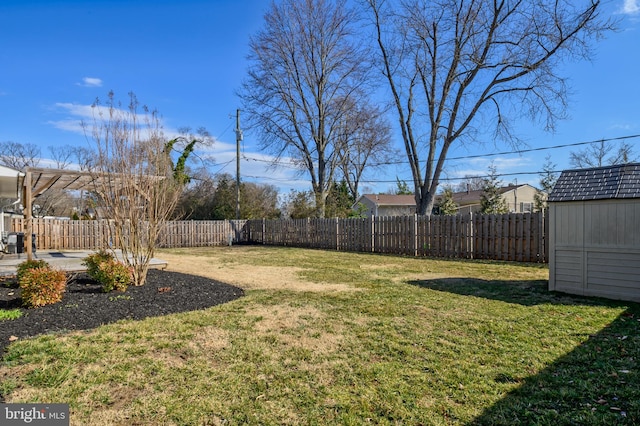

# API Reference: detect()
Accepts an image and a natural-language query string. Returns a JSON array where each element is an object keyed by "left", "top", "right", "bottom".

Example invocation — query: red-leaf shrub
[
  {"left": 95, "top": 258, "right": 133, "bottom": 292},
  {"left": 19, "top": 267, "right": 67, "bottom": 308}
]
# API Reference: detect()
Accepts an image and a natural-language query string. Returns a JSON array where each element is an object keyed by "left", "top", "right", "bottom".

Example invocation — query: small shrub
[
  {"left": 16, "top": 259, "right": 50, "bottom": 282},
  {"left": 82, "top": 250, "right": 115, "bottom": 278},
  {"left": 94, "top": 258, "right": 133, "bottom": 293},
  {"left": 19, "top": 267, "right": 67, "bottom": 308}
]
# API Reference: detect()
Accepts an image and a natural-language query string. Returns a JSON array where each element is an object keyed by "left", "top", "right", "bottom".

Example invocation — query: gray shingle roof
[{"left": 549, "top": 163, "right": 640, "bottom": 202}]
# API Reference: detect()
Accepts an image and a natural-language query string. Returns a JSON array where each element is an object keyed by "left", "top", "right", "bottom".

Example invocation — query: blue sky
[{"left": 1, "top": 0, "right": 639, "bottom": 196}]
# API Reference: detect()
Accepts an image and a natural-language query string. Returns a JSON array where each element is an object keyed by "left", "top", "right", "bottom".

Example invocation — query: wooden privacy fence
[
  {"left": 12, "top": 212, "right": 548, "bottom": 262},
  {"left": 245, "top": 212, "right": 548, "bottom": 262},
  {"left": 11, "top": 218, "right": 249, "bottom": 251}
]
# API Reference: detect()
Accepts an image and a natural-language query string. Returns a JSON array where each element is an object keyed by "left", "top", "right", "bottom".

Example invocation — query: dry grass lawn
[{"left": 2, "top": 245, "right": 638, "bottom": 425}]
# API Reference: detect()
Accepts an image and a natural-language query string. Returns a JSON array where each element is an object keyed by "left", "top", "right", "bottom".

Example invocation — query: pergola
[
  {"left": 0, "top": 166, "right": 130, "bottom": 261},
  {"left": 0, "top": 165, "right": 25, "bottom": 239}
]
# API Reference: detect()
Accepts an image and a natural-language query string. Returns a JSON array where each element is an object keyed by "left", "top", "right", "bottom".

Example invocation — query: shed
[{"left": 548, "top": 163, "right": 640, "bottom": 302}]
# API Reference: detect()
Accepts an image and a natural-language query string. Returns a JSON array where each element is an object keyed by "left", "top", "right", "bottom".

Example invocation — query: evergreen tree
[
  {"left": 534, "top": 155, "right": 558, "bottom": 212},
  {"left": 480, "top": 165, "right": 509, "bottom": 214},
  {"left": 325, "top": 181, "right": 356, "bottom": 218},
  {"left": 210, "top": 175, "right": 236, "bottom": 220},
  {"left": 395, "top": 178, "right": 413, "bottom": 195},
  {"left": 437, "top": 188, "right": 458, "bottom": 215},
  {"left": 282, "top": 190, "right": 316, "bottom": 219}
]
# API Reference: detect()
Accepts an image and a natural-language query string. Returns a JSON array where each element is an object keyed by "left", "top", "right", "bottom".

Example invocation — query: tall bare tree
[
  {"left": 365, "top": 0, "right": 612, "bottom": 215},
  {"left": 241, "top": 0, "right": 379, "bottom": 217},
  {"left": 86, "top": 91, "right": 204, "bottom": 286},
  {"left": 336, "top": 99, "right": 394, "bottom": 199},
  {"left": 569, "top": 140, "right": 636, "bottom": 169}
]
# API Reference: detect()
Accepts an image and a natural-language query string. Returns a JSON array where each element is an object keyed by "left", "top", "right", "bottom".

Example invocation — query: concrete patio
[{"left": 0, "top": 250, "right": 168, "bottom": 276}]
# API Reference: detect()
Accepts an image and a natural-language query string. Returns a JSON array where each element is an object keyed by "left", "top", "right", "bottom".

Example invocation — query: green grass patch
[
  {"left": 1, "top": 246, "right": 638, "bottom": 425},
  {"left": 0, "top": 309, "right": 22, "bottom": 321}
]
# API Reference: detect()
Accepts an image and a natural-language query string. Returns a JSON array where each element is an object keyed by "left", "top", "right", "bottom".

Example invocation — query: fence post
[
  {"left": 413, "top": 213, "right": 418, "bottom": 257},
  {"left": 468, "top": 212, "right": 474, "bottom": 259}
]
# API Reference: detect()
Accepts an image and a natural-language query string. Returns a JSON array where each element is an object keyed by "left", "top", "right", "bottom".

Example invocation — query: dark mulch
[{"left": 0, "top": 269, "right": 244, "bottom": 355}]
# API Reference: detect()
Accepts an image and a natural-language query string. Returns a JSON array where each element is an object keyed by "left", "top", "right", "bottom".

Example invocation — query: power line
[
  {"left": 212, "top": 133, "right": 640, "bottom": 187},
  {"left": 447, "top": 134, "right": 640, "bottom": 162},
  {"left": 242, "top": 169, "right": 561, "bottom": 185},
  {"left": 238, "top": 133, "right": 640, "bottom": 168}
]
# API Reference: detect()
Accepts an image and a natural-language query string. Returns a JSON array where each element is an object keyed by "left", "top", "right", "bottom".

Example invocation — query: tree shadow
[{"left": 407, "top": 277, "right": 640, "bottom": 424}]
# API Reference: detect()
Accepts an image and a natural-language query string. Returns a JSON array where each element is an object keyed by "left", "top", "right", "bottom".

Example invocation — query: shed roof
[{"left": 549, "top": 163, "right": 640, "bottom": 202}]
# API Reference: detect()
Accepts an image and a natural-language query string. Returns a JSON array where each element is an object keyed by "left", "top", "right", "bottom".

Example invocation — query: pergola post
[{"left": 24, "top": 169, "right": 33, "bottom": 261}]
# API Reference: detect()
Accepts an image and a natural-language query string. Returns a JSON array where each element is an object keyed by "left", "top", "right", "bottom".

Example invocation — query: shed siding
[
  {"left": 584, "top": 201, "right": 640, "bottom": 247},
  {"left": 554, "top": 202, "right": 583, "bottom": 247},
  {"left": 553, "top": 249, "right": 583, "bottom": 294},
  {"left": 550, "top": 199, "right": 640, "bottom": 302},
  {"left": 586, "top": 251, "right": 640, "bottom": 302}
]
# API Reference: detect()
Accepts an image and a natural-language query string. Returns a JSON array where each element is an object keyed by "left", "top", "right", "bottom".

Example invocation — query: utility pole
[{"left": 235, "top": 109, "right": 243, "bottom": 220}]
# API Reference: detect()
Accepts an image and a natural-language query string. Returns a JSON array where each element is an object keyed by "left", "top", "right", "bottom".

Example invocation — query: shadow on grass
[
  {"left": 408, "top": 278, "right": 640, "bottom": 424},
  {"left": 408, "top": 277, "right": 620, "bottom": 307},
  {"left": 471, "top": 306, "right": 640, "bottom": 425}
]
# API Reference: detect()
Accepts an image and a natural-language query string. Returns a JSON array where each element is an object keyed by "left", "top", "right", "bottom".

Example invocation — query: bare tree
[
  {"left": 86, "top": 92, "right": 203, "bottom": 286},
  {"left": 0, "top": 141, "right": 40, "bottom": 170},
  {"left": 240, "top": 0, "right": 379, "bottom": 217},
  {"left": 337, "top": 99, "right": 394, "bottom": 199},
  {"left": 569, "top": 140, "right": 636, "bottom": 169},
  {"left": 32, "top": 191, "right": 76, "bottom": 218},
  {"left": 72, "top": 146, "right": 96, "bottom": 171},
  {"left": 365, "top": 0, "right": 611, "bottom": 215},
  {"left": 454, "top": 176, "right": 486, "bottom": 193},
  {"left": 47, "top": 145, "right": 75, "bottom": 169}
]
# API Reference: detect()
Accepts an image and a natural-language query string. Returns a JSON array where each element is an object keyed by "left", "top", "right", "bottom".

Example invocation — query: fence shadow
[{"left": 407, "top": 277, "right": 622, "bottom": 307}]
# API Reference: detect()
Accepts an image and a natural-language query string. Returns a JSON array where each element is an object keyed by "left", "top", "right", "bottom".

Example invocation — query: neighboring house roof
[
  {"left": 549, "top": 163, "right": 640, "bottom": 202},
  {"left": 357, "top": 194, "right": 416, "bottom": 206},
  {"left": 436, "top": 184, "right": 532, "bottom": 206},
  {"left": 356, "top": 184, "right": 536, "bottom": 209}
]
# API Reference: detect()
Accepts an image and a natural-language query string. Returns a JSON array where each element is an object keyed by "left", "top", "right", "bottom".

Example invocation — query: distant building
[
  {"left": 354, "top": 184, "right": 542, "bottom": 217},
  {"left": 354, "top": 194, "right": 416, "bottom": 218},
  {"left": 436, "top": 184, "right": 541, "bottom": 215}
]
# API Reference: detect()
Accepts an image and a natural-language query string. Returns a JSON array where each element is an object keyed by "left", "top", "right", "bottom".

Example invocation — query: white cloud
[
  {"left": 47, "top": 102, "right": 102, "bottom": 135},
  {"left": 47, "top": 119, "right": 86, "bottom": 134},
  {"left": 609, "top": 122, "right": 634, "bottom": 130},
  {"left": 54, "top": 102, "right": 96, "bottom": 119},
  {"left": 46, "top": 102, "right": 308, "bottom": 191},
  {"left": 620, "top": 0, "right": 640, "bottom": 14},
  {"left": 77, "top": 77, "right": 103, "bottom": 87}
]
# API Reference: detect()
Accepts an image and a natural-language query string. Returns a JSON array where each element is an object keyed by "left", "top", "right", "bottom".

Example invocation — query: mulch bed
[{"left": 0, "top": 269, "right": 244, "bottom": 355}]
